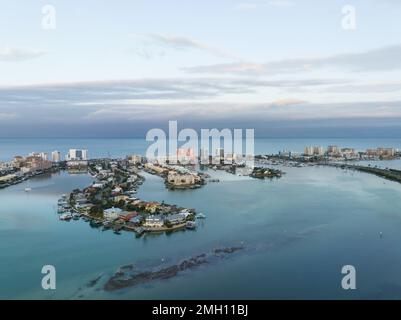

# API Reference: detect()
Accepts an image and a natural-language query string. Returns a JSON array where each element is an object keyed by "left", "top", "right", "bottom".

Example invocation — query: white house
[
  {"left": 104, "top": 207, "right": 123, "bottom": 220},
  {"left": 165, "top": 213, "right": 186, "bottom": 225},
  {"left": 143, "top": 215, "right": 164, "bottom": 228}
]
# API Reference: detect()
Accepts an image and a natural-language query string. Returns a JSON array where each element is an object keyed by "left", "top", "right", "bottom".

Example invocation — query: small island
[
  {"left": 58, "top": 157, "right": 201, "bottom": 236},
  {"left": 250, "top": 167, "right": 284, "bottom": 179},
  {"left": 143, "top": 162, "right": 205, "bottom": 190}
]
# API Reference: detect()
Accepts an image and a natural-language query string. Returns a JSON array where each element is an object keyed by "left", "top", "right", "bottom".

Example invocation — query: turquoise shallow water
[{"left": 2, "top": 139, "right": 401, "bottom": 299}]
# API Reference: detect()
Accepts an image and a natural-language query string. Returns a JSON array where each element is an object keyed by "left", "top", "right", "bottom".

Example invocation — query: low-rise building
[
  {"left": 92, "top": 182, "right": 105, "bottom": 189},
  {"left": 29, "top": 152, "right": 48, "bottom": 161},
  {"left": 143, "top": 215, "right": 164, "bottom": 228},
  {"left": 12, "top": 156, "right": 25, "bottom": 168},
  {"left": 144, "top": 202, "right": 159, "bottom": 213},
  {"left": 167, "top": 172, "right": 199, "bottom": 186},
  {"left": 144, "top": 163, "right": 169, "bottom": 175},
  {"left": 127, "top": 154, "right": 142, "bottom": 165},
  {"left": 341, "top": 148, "right": 358, "bottom": 159},
  {"left": 113, "top": 195, "right": 129, "bottom": 202},
  {"left": 165, "top": 213, "right": 186, "bottom": 225},
  {"left": 23, "top": 156, "right": 52, "bottom": 172},
  {"left": 104, "top": 207, "right": 123, "bottom": 220},
  {"left": 366, "top": 147, "right": 395, "bottom": 158},
  {"left": 67, "top": 160, "right": 88, "bottom": 169}
]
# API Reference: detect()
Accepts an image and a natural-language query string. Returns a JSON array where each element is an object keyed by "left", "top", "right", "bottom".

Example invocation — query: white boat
[
  {"left": 58, "top": 202, "right": 68, "bottom": 208},
  {"left": 186, "top": 221, "right": 197, "bottom": 230},
  {"left": 72, "top": 213, "right": 81, "bottom": 220},
  {"left": 24, "top": 187, "right": 32, "bottom": 192},
  {"left": 196, "top": 213, "right": 206, "bottom": 219},
  {"left": 57, "top": 206, "right": 67, "bottom": 213},
  {"left": 59, "top": 213, "right": 72, "bottom": 221}
]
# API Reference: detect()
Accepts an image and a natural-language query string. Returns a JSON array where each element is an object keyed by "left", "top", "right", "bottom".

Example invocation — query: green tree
[{"left": 89, "top": 205, "right": 104, "bottom": 218}]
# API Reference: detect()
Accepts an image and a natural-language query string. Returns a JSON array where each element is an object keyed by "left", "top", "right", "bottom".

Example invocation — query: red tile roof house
[{"left": 120, "top": 211, "right": 139, "bottom": 222}]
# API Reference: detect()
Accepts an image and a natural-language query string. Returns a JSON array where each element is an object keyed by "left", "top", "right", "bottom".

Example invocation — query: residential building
[
  {"left": 51, "top": 150, "right": 61, "bottom": 162},
  {"left": 176, "top": 148, "right": 196, "bottom": 163},
  {"left": 143, "top": 215, "right": 164, "bottom": 228},
  {"left": 365, "top": 147, "right": 395, "bottom": 158},
  {"left": 23, "top": 155, "right": 52, "bottom": 172},
  {"left": 313, "top": 146, "right": 324, "bottom": 156},
  {"left": 304, "top": 146, "right": 314, "bottom": 156},
  {"left": 66, "top": 149, "right": 88, "bottom": 161},
  {"left": 199, "top": 148, "right": 209, "bottom": 164},
  {"left": 167, "top": 172, "right": 199, "bottom": 186},
  {"left": 327, "top": 145, "right": 340, "bottom": 155},
  {"left": 29, "top": 152, "right": 48, "bottom": 161},
  {"left": 67, "top": 160, "right": 88, "bottom": 169},
  {"left": 127, "top": 154, "right": 142, "bottom": 165},
  {"left": 104, "top": 207, "right": 123, "bottom": 220},
  {"left": 165, "top": 213, "right": 186, "bottom": 225},
  {"left": 216, "top": 148, "right": 225, "bottom": 158},
  {"left": 12, "top": 156, "right": 25, "bottom": 168},
  {"left": 341, "top": 148, "right": 357, "bottom": 159}
]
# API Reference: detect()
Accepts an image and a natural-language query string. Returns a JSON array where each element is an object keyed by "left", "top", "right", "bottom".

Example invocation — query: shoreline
[{"left": 63, "top": 160, "right": 199, "bottom": 236}]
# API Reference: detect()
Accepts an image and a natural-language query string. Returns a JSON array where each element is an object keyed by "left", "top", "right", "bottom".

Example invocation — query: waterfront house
[
  {"left": 127, "top": 216, "right": 143, "bottom": 226},
  {"left": 143, "top": 215, "right": 164, "bottom": 228},
  {"left": 179, "top": 210, "right": 191, "bottom": 218},
  {"left": 165, "top": 213, "right": 186, "bottom": 225},
  {"left": 75, "top": 203, "right": 93, "bottom": 212},
  {"left": 113, "top": 195, "right": 129, "bottom": 202},
  {"left": 144, "top": 202, "right": 159, "bottom": 214},
  {"left": 127, "top": 174, "right": 139, "bottom": 183},
  {"left": 104, "top": 207, "right": 123, "bottom": 220},
  {"left": 67, "top": 160, "right": 88, "bottom": 170},
  {"left": 120, "top": 211, "right": 139, "bottom": 222},
  {"left": 167, "top": 172, "right": 200, "bottom": 186},
  {"left": 112, "top": 186, "right": 123, "bottom": 194},
  {"left": 92, "top": 182, "right": 105, "bottom": 189},
  {"left": 75, "top": 193, "right": 88, "bottom": 205},
  {"left": 144, "top": 163, "right": 169, "bottom": 175},
  {"left": 131, "top": 199, "right": 142, "bottom": 206}
]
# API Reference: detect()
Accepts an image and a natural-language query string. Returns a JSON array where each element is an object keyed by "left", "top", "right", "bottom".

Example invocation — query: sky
[{"left": 0, "top": 0, "right": 401, "bottom": 137}]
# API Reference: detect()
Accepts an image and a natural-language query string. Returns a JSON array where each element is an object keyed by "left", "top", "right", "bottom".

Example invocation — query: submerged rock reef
[{"left": 103, "top": 246, "right": 244, "bottom": 292}]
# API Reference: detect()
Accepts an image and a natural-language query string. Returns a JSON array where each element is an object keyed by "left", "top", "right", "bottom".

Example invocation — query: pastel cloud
[
  {"left": 133, "top": 33, "right": 239, "bottom": 60},
  {"left": 183, "top": 44, "right": 401, "bottom": 75},
  {"left": 0, "top": 46, "right": 45, "bottom": 61}
]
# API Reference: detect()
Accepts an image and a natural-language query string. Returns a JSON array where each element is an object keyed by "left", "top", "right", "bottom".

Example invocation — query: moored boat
[
  {"left": 102, "top": 221, "right": 112, "bottom": 230},
  {"left": 186, "top": 221, "right": 197, "bottom": 230},
  {"left": 57, "top": 207, "right": 67, "bottom": 214},
  {"left": 90, "top": 220, "right": 103, "bottom": 228},
  {"left": 134, "top": 227, "right": 145, "bottom": 235},
  {"left": 59, "top": 213, "right": 72, "bottom": 221}
]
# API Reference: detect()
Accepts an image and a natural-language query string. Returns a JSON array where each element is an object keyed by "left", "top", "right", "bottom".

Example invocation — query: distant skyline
[{"left": 1, "top": 0, "right": 401, "bottom": 137}]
